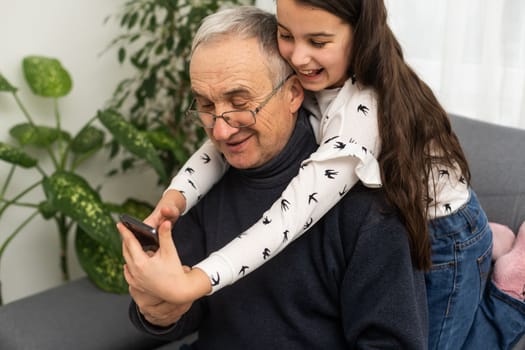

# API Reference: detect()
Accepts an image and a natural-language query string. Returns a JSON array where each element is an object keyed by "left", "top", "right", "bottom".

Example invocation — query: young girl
[{"left": 138, "top": 1, "right": 525, "bottom": 348}]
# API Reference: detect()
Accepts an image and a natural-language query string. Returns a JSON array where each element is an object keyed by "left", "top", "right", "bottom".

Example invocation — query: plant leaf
[
  {"left": 118, "top": 47, "right": 126, "bottom": 64},
  {"left": 0, "top": 73, "right": 18, "bottom": 92},
  {"left": 75, "top": 227, "right": 128, "bottom": 294},
  {"left": 9, "top": 123, "right": 71, "bottom": 147},
  {"left": 98, "top": 109, "right": 168, "bottom": 183},
  {"left": 0, "top": 142, "right": 38, "bottom": 168},
  {"left": 106, "top": 198, "right": 154, "bottom": 220},
  {"left": 38, "top": 200, "right": 57, "bottom": 219},
  {"left": 22, "top": 56, "right": 72, "bottom": 97},
  {"left": 146, "top": 129, "right": 180, "bottom": 151},
  {"left": 146, "top": 128, "right": 191, "bottom": 165},
  {"left": 43, "top": 171, "right": 121, "bottom": 254},
  {"left": 71, "top": 126, "right": 105, "bottom": 154}
]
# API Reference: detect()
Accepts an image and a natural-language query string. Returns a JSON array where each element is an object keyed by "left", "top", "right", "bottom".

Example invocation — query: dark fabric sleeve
[
  {"left": 128, "top": 301, "right": 179, "bottom": 338},
  {"left": 128, "top": 298, "right": 206, "bottom": 341},
  {"left": 340, "top": 204, "right": 428, "bottom": 350}
]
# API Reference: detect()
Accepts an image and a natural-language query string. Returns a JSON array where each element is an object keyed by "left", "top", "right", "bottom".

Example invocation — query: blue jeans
[
  {"left": 426, "top": 190, "right": 525, "bottom": 349},
  {"left": 462, "top": 280, "right": 525, "bottom": 349},
  {"left": 426, "top": 190, "right": 493, "bottom": 350}
]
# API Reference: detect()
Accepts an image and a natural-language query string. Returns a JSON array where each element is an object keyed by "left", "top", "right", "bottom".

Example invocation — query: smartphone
[{"left": 119, "top": 213, "right": 159, "bottom": 251}]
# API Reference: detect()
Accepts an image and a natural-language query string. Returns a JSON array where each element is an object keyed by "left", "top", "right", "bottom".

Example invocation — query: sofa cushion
[
  {"left": 450, "top": 114, "right": 525, "bottom": 232},
  {"left": 0, "top": 278, "right": 168, "bottom": 350}
]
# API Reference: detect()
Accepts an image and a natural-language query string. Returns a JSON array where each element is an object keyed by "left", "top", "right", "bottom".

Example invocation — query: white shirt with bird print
[{"left": 167, "top": 76, "right": 468, "bottom": 293}]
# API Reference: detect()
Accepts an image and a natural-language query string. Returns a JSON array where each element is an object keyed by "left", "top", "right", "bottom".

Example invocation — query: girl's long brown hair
[{"left": 294, "top": 0, "right": 470, "bottom": 270}]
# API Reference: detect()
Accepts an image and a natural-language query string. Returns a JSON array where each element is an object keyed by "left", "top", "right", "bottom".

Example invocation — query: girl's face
[{"left": 276, "top": 0, "right": 353, "bottom": 91}]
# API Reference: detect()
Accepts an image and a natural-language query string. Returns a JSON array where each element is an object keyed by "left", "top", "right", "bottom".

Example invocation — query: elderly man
[{"left": 121, "top": 6, "right": 427, "bottom": 349}]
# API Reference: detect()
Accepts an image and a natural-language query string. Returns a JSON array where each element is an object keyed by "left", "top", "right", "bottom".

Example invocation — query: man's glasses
[{"left": 185, "top": 74, "right": 292, "bottom": 129}]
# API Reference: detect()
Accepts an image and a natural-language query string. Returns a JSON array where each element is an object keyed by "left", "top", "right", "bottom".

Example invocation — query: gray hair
[{"left": 191, "top": 6, "right": 292, "bottom": 85}]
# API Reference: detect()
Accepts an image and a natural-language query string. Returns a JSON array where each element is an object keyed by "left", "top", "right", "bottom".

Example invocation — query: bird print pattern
[
  {"left": 170, "top": 78, "right": 382, "bottom": 293},
  {"left": 168, "top": 77, "right": 468, "bottom": 294},
  {"left": 428, "top": 161, "right": 469, "bottom": 218}
]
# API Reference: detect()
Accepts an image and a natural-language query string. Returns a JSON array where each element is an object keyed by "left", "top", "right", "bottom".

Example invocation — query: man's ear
[{"left": 287, "top": 76, "right": 304, "bottom": 114}]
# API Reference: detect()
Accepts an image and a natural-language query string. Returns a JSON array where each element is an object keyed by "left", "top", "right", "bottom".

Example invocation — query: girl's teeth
[{"left": 301, "top": 69, "right": 321, "bottom": 77}]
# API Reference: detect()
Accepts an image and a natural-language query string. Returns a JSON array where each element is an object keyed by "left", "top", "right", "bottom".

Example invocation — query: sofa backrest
[{"left": 450, "top": 114, "right": 525, "bottom": 232}]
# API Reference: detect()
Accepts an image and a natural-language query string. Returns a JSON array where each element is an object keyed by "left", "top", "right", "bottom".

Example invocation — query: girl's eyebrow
[
  {"left": 277, "top": 22, "right": 289, "bottom": 31},
  {"left": 277, "top": 22, "right": 335, "bottom": 38}
]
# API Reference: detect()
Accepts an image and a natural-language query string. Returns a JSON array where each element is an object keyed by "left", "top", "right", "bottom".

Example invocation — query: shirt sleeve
[
  {"left": 194, "top": 82, "right": 383, "bottom": 294},
  {"left": 128, "top": 299, "right": 205, "bottom": 342},
  {"left": 166, "top": 139, "right": 229, "bottom": 214}
]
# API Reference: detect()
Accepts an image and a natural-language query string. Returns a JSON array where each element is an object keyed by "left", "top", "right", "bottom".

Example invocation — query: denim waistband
[{"left": 428, "top": 189, "right": 488, "bottom": 237}]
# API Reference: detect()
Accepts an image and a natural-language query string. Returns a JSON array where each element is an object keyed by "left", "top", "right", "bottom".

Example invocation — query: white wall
[
  {"left": 256, "top": 0, "right": 273, "bottom": 12},
  {"left": 0, "top": 0, "right": 162, "bottom": 303}
]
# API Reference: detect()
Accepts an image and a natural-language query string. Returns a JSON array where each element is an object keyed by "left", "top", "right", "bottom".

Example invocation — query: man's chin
[{"left": 224, "top": 154, "right": 257, "bottom": 169}]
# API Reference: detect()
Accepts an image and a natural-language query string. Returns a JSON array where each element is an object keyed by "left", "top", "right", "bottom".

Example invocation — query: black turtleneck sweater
[{"left": 129, "top": 108, "right": 428, "bottom": 349}]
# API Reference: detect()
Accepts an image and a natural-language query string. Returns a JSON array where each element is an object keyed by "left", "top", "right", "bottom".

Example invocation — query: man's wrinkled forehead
[{"left": 189, "top": 36, "right": 271, "bottom": 97}]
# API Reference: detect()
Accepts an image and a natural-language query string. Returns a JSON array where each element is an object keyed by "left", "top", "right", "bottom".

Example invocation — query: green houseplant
[
  {"left": 0, "top": 56, "right": 161, "bottom": 304},
  {"left": 0, "top": 0, "right": 255, "bottom": 304}
]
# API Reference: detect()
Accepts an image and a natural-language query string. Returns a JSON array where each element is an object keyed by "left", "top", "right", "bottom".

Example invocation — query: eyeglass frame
[{"left": 185, "top": 74, "right": 294, "bottom": 129}]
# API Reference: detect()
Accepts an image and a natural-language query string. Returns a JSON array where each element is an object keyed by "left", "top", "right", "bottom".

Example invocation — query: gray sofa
[{"left": 0, "top": 114, "right": 524, "bottom": 349}]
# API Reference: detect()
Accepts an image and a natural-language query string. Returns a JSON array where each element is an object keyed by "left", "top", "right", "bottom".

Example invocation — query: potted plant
[
  {"left": 0, "top": 56, "right": 161, "bottom": 304},
  {"left": 0, "top": 0, "right": 255, "bottom": 305}
]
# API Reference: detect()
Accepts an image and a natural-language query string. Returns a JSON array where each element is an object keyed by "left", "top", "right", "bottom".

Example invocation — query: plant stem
[
  {"left": 12, "top": 92, "right": 60, "bottom": 168},
  {"left": 0, "top": 165, "right": 16, "bottom": 199},
  {"left": 1, "top": 201, "right": 39, "bottom": 210},
  {"left": 12, "top": 92, "right": 36, "bottom": 125},
  {"left": 0, "top": 210, "right": 39, "bottom": 260},
  {"left": 54, "top": 98, "right": 68, "bottom": 170},
  {"left": 35, "top": 164, "right": 47, "bottom": 177},
  {"left": 0, "top": 180, "right": 42, "bottom": 217},
  {"left": 55, "top": 214, "right": 70, "bottom": 281}
]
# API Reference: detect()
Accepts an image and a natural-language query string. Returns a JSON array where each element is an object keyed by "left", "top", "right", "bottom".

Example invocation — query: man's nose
[{"left": 211, "top": 117, "right": 237, "bottom": 141}]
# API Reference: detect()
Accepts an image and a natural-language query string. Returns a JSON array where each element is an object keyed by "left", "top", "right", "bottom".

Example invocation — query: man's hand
[
  {"left": 130, "top": 286, "right": 193, "bottom": 327},
  {"left": 119, "top": 219, "right": 212, "bottom": 304},
  {"left": 143, "top": 189, "right": 187, "bottom": 228}
]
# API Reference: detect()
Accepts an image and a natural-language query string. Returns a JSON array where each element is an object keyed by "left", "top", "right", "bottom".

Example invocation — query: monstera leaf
[
  {"left": 0, "top": 142, "right": 38, "bottom": 168},
  {"left": 98, "top": 108, "right": 168, "bottom": 183},
  {"left": 42, "top": 171, "right": 121, "bottom": 255},
  {"left": 75, "top": 226, "right": 127, "bottom": 294},
  {"left": 22, "top": 56, "right": 72, "bottom": 97}
]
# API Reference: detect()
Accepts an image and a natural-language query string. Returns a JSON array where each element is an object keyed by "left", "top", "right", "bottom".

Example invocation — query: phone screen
[{"left": 119, "top": 214, "right": 159, "bottom": 251}]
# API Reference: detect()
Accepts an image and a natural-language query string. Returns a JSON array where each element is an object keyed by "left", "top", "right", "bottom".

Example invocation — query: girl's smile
[{"left": 276, "top": 0, "right": 353, "bottom": 90}]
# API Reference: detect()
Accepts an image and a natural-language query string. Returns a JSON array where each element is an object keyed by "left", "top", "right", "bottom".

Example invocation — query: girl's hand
[
  {"left": 143, "top": 189, "right": 187, "bottom": 228},
  {"left": 119, "top": 220, "right": 211, "bottom": 304}
]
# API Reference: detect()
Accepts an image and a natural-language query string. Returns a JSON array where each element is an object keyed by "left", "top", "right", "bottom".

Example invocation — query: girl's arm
[
  {"left": 194, "top": 82, "right": 381, "bottom": 293},
  {"left": 166, "top": 139, "right": 229, "bottom": 213},
  {"left": 144, "top": 139, "right": 229, "bottom": 227}
]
